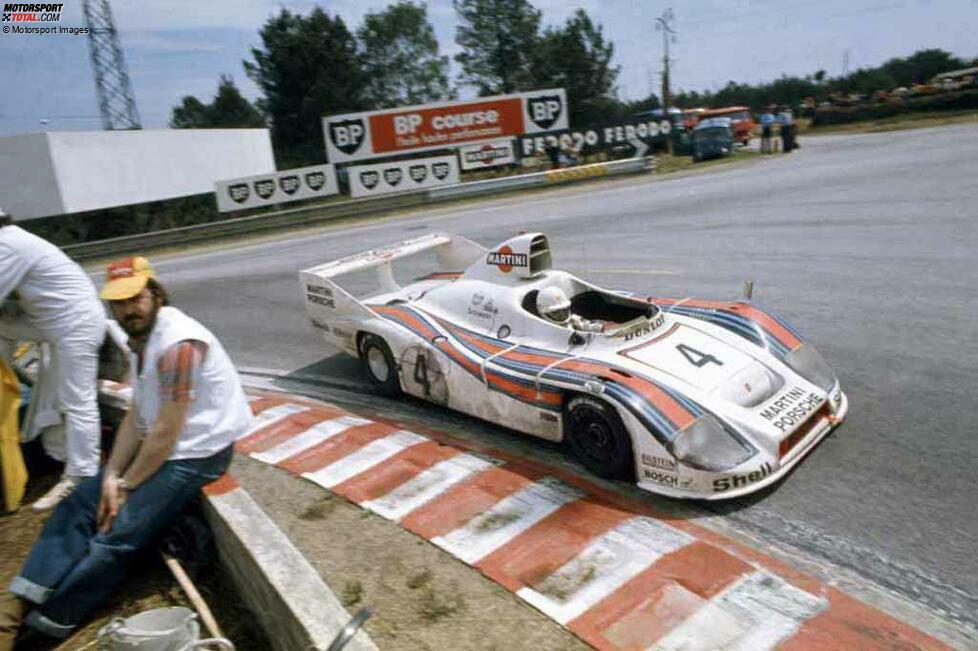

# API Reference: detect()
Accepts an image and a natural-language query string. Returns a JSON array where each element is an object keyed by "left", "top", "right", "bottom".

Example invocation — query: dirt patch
[
  {"left": 0, "top": 452, "right": 271, "bottom": 650},
  {"left": 231, "top": 455, "right": 592, "bottom": 651}
]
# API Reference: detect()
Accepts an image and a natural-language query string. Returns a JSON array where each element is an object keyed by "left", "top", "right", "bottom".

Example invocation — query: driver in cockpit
[{"left": 537, "top": 286, "right": 604, "bottom": 333}]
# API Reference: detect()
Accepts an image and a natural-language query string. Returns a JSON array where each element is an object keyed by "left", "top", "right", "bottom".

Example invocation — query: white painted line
[
  {"left": 303, "top": 430, "right": 429, "bottom": 489},
  {"left": 252, "top": 415, "right": 372, "bottom": 465},
  {"left": 652, "top": 571, "right": 827, "bottom": 651},
  {"left": 238, "top": 403, "right": 309, "bottom": 440},
  {"left": 362, "top": 453, "right": 500, "bottom": 522},
  {"left": 432, "top": 477, "right": 585, "bottom": 565},
  {"left": 517, "top": 516, "right": 694, "bottom": 624}
]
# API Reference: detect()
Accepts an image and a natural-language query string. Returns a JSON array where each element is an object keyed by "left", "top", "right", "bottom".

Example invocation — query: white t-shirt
[{"left": 0, "top": 226, "right": 104, "bottom": 338}]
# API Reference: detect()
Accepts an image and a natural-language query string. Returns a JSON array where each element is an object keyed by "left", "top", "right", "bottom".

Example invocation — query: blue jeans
[{"left": 9, "top": 446, "right": 232, "bottom": 638}]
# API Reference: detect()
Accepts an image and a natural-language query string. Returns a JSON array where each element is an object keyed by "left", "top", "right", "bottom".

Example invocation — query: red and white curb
[{"left": 235, "top": 391, "right": 952, "bottom": 651}]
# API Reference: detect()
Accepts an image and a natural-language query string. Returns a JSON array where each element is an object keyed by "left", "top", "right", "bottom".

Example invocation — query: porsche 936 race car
[{"left": 300, "top": 232, "right": 848, "bottom": 500}]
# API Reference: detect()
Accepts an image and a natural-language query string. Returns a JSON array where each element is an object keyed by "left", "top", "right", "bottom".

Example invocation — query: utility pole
[
  {"left": 655, "top": 8, "right": 676, "bottom": 153},
  {"left": 83, "top": 0, "right": 141, "bottom": 130}
]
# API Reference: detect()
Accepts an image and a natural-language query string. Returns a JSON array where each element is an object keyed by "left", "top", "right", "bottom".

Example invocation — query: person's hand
[{"left": 97, "top": 475, "right": 127, "bottom": 534}]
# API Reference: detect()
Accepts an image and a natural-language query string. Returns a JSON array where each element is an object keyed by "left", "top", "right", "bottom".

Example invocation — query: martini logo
[
  {"left": 486, "top": 246, "right": 527, "bottom": 273},
  {"left": 527, "top": 94, "right": 563, "bottom": 130},
  {"left": 228, "top": 183, "right": 249, "bottom": 204},
  {"left": 305, "top": 171, "right": 326, "bottom": 191},
  {"left": 329, "top": 118, "right": 366, "bottom": 156},
  {"left": 409, "top": 164, "right": 427, "bottom": 183},
  {"left": 254, "top": 179, "right": 275, "bottom": 200},
  {"left": 432, "top": 162, "right": 450, "bottom": 180},
  {"left": 360, "top": 170, "right": 379, "bottom": 190},
  {"left": 279, "top": 175, "right": 300, "bottom": 195},
  {"left": 383, "top": 168, "right": 403, "bottom": 186}
]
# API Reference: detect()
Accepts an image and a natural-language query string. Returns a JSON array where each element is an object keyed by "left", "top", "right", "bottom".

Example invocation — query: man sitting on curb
[{"left": 1, "top": 257, "right": 253, "bottom": 647}]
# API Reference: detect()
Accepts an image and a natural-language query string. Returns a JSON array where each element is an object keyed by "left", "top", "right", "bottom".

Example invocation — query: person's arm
[
  {"left": 0, "top": 244, "right": 31, "bottom": 304},
  {"left": 98, "top": 340, "right": 206, "bottom": 532}
]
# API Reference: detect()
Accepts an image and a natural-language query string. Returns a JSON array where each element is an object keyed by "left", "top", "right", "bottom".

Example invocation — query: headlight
[
  {"left": 784, "top": 343, "right": 836, "bottom": 390},
  {"left": 669, "top": 414, "right": 756, "bottom": 471}
]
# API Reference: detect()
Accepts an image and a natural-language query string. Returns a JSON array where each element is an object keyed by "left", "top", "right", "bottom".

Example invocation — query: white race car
[{"left": 300, "top": 232, "right": 848, "bottom": 500}]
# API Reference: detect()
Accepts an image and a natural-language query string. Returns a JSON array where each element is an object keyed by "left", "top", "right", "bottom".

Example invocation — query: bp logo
[
  {"left": 432, "top": 162, "right": 450, "bottom": 180},
  {"left": 279, "top": 175, "right": 300, "bottom": 195},
  {"left": 383, "top": 168, "right": 403, "bottom": 186},
  {"left": 527, "top": 95, "right": 563, "bottom": 130},
  {"left": 254, "top": 179, "right": 275, "bottom": 200},
  {"left": 360, "top": 170, "right": 379, "bottom": 190},
  {"left": 228, "top": 183, "right": 249, "bottom": 204},
  {"left": 305, "top": 171, "right": 326, "bottom": 191},
  {"left": 329, "top": 118, "right": 366, "bottom": 156},
  {"left": 409, "top": 164, "right": 427, "bottom": 183}
]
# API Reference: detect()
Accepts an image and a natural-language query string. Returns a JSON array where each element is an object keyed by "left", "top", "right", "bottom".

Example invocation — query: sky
[{"left": 0, "top": 0, "right": 976, "bottom": 135}]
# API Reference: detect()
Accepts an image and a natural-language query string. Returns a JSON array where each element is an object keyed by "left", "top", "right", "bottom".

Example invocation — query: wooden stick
[{"left": 161, "top": 551, "right": 224, "bottom": 639}]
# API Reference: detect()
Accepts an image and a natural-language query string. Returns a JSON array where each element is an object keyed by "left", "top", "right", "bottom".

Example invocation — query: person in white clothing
[
  {"left": 0, "top": 207, "right": 106, "bottom": 510},
  {"left": 5, "top": 256, "right": 251, "bottom": 644}
]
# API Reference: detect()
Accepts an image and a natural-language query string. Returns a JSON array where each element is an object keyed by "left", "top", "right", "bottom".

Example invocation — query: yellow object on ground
[{"left": 0, "top": 358, "right": 27, "bottom": 512}]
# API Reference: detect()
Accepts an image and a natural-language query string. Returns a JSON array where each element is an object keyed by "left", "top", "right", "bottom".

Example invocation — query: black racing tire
[
  {"left": 360, "top": 334, "right": 401, "bottom": 397},
  {"left": 564, "top": 395, "right": 635, "bottom": 481}
]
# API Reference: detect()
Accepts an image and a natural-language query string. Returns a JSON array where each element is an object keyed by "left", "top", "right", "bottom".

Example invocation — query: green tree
[
  {"left": 170, "top": 75, "right": 264, "bottom": 129},
  {"left": 453, "top": 0, "right": 542, "bottom": 95},
  {"left": 244, "top": 8, "right": 366, "bottom": 166},
  {"left": 531, "top": 9, "right": 619, "bottom": 127},
  {"left": 358, "top": 1, "right": 453, "bottom": 108}
]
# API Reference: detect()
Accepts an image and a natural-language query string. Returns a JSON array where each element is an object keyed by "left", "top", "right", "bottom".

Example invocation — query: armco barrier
[{"left": 64, "top": 157, "right": 654, "bottom": 262}]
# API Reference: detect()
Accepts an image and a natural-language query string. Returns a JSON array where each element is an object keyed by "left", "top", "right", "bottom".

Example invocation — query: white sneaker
[{"left": 31, "top": 475, "right": 81, "bottom": 511}]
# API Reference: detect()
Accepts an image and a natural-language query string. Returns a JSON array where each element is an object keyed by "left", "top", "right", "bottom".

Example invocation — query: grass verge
[{"left": 800, "top": 110, "right": 978, "bottom": 135}]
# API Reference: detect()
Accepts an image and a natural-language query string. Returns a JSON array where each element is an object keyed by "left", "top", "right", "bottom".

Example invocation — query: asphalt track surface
[{"left": 123, "top": 124, "right": 977, "bottom": 636}]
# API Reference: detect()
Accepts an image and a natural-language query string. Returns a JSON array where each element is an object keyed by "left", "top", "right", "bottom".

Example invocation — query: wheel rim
[
  {"left": 573, "top": 406, "right": 616, "bottom": 464},
  {"left": 367, "top": 347, "right": 390, "bottom": 382}
]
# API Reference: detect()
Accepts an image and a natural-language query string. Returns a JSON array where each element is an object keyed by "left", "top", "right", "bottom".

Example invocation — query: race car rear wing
[{"left": 299, "top": 233, "right": 486, "bottom": 326}]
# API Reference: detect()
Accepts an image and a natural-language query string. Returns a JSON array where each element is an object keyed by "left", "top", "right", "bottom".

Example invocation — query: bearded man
[{"left": 2, "top": 257, "right": 252, "bottom": 646}]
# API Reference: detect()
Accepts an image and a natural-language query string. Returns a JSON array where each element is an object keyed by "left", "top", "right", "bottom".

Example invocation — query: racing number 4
[{"left": 676, "top": 343, "right": 723, "bottom": 368}]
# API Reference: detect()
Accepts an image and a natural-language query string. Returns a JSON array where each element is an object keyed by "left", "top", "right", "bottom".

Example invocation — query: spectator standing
[
  {"left": 3, "top": 257, "right": 252, "bottom": 645},
  {"left": 760, "top": 107, "right": 775, "bottom": 153},
  {"left": 779, "top": 106, "right": 796, "bottom": 153},
  {"left": 0, "top": 207, "right": 106, "bottom": 511}
]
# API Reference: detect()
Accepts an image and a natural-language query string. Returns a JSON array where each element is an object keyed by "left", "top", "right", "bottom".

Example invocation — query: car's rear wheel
[
  {"left": 360, "top": 334, "right": 401, "bottom": 397},
  {"left": 564, "top": 395, "right": 634, "bottom": 480}
]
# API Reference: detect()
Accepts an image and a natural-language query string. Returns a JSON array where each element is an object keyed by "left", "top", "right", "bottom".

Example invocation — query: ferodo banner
[
  {"left": 215, "top": 164, "right": 338, "bottom": 212},
  {"left": 458, "top": 139, "right": 516, "bottom": 170},
  {"left": 349, "top": 155, "right": 459, "bottom": 198},
  {"left": 517, "top": 119, "right": 672, "bottom": 158},
  {"left": 324, "top": 89, "right": 567, "bottom": 163}
]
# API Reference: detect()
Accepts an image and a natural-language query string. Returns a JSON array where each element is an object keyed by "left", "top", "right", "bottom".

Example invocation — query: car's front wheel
[
  {"left": 564, "top": 395, "right": 634, "bottom": 480},
  {"left": 360, "top": 334, "right": 401, "bottom": 397}
]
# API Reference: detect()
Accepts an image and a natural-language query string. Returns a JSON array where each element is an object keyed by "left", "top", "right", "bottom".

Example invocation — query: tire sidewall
[
  {"left": 564, "top": 395, "right": 635, "bottom": 481},
  {"left": 360, "top": 334, "right": 401, "bottom": 396}
]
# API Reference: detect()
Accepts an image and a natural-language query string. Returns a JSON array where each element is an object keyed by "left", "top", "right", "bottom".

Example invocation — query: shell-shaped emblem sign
[
  {"left": 305, "top": 171, "right": 326, "bottom": 191},
  {"left": 279, "top": 175, "right": 300, "bottom": 195},
  {"left": 432, "top": 162, "right": 450, "bottom": 180},
  {"left": 228, "top": 183, "right": 249, "bottom": 204},
  {"left": 254, "top": 179, "right": 276, "bottom": 200},
  {"left": 360, "top": 170, "right": 380, "bottom": 190},
  {"left": 384, "top": 168, "right": 403, "bottom": 186}
]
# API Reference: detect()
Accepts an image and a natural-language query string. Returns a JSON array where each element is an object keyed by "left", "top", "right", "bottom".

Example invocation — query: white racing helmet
[{"left": 537, "top": 286, "right": 571, "bottom": 324}]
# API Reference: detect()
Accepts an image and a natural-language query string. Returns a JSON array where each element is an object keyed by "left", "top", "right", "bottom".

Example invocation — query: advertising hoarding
[
  {"left": 348, "top": 155, "right": 459, "bottom": 198},
  {"left": 458, "top": 139, "right": 516, "bottom": 170},
  {"left": 215, "top": 164, "right": 338, "bottom": 212},
  {"left": 324, "top": 89, "right": 567, "bottom": 163},
  {"left": 517, "top": 119, "right": 672, "bottom": 158}
]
